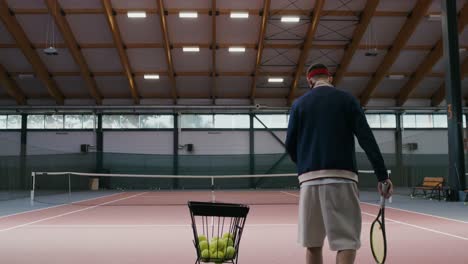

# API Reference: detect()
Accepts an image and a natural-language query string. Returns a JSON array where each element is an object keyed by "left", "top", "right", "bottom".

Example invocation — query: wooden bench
[{"left": 411, "top": 177, "right": 444, "bottom": 201}]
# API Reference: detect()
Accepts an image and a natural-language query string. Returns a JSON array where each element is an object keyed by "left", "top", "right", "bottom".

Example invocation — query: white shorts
[{"left": 298, "top": 183, "right": 362, "bottom": 251}]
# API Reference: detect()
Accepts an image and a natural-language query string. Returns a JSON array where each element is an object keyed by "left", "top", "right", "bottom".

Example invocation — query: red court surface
[{"left": 0, "top": 191, "right": 467, "bottom": 264}]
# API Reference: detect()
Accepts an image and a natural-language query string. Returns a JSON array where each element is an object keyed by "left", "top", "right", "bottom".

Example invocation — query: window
[
  {"left": 380, "top": 114, "right": 396, "bottom": 128},
  {"left": 102, "top": 115, "right": 121, "bottom": 129},
  {"left": 27, "top": 115, "right": 45, "bottom": 129},
  {"left": 120, "top": 115, "right": 139, "bottom": 129},
  {"left": 140, "top": 115, "right": 173, "bottom": 128},
  {"left": 6, "top": 115, "right": 21, "bottom": 129},
  {"left": 102, "top": 115, "right": 173, "bottom": 129},
  {"left": 402, "top": 114, "right": 416, "bottom": 128},
  {"left": 214, "top": 115, "right": 249, "bottom": 129},
  {"left": 0, "top": 115, "right": 6, "bottom": 129},
  {"left": 366, "top": 114, "right": 381, "bottom": 128},
  {"left": 156, "top": 115, "right": 174, "bottom": 128},
  {"left": 65, "top": 115, "right": 83, "bottom": 129},
  {"left": 45, "top": 115, "right": 64, "bottom": 129},
  {"left": 254, "top": 115, "right": 288, "bottom": 129},
  {"left": 415, "top": 114, "right": 433, "bottom": 128},
  {"left": 181, "top": 115, "right": 214, "bottom": 128},
  {"left": 433, "top": 115, "right": 447, "bottom": 128},
  {"left": 83, "top": 115, "right": 96, "bottom": 129},
  {"left": 401, "top": 113, "right": 462, "bottom": 129}
]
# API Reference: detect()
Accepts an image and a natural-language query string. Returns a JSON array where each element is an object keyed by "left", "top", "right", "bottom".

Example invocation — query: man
[{"left": 285, "top": 63, "right": 393, "bottom": 264}]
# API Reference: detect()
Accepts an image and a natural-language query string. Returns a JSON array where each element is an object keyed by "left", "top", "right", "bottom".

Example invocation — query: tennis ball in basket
[
  {"left": 209, "top": 238, "right": 218, "bottom": 247},
  {"left": 198, "top": 235, "right": 207, "bottom": 242},
  {"left": 222, "top": 232, "right": 234, "bottom": 240},
  {"left": 209, "top": 240, "right": 216, "bottom": 251},
  {"left": 211, "top": 250, "right": 225, "bottom": 260},
  {"left": 225, "top": 246, "right": 236, "bottom": 259},
  {"left": 217, "top": 239, "right": 226, "bottom": 250},
  {"left": 201, "top": 249, "right": 210, "bottom": 261},
  {"left": 224, "top": 238, "right": 234, "bottom": 247},
  {"left": 209, "top": 240, "right": 222, "bottom": 252},
  {"left": 199, "top": 240, "right": 209, "bottom": 251}
]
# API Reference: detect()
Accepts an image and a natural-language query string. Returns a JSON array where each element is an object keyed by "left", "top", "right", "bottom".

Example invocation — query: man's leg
[
  {"left": 299, "top": 185, "right": 326, "bottom": 263},
  {"left": 336, "top": 249, "right": 356, "bottom": 264},
  {"left": 321, "top": 183, "right": 361, "bottom": 264},
  {"left": 307, "top": 247, "right": 323, "bottom": 264}
]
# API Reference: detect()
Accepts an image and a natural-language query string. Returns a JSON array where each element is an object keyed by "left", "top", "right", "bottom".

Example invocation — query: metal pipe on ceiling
[{"left": 0, "top": 105, "right": 462, "bottom": 113}]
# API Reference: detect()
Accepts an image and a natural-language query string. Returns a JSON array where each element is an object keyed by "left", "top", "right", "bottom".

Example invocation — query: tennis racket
[{"left": 370, "top": 183, "right": 389, "bottom": 264}]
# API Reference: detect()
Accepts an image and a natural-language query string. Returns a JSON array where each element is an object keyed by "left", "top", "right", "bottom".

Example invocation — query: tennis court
[
  {"left": 0, "top": 185, "right": 467, "bottom": 263},
  {"left": 1, "top": 0, "right": 468, "bottom": 263}
]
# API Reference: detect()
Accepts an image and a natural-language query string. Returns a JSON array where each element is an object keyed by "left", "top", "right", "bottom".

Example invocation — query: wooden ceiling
[{"left": 0, "top": 0, "right": 467, "bottom": 107}]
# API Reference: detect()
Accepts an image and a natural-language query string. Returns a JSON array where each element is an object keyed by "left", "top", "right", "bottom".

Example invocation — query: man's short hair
[{"left": 306, "top": 63, "right": 330, "bottom": 81}]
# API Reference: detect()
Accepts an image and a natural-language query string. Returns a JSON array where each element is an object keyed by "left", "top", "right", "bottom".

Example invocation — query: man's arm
[
  {"left": 286, "top": 105, "right": 299, "bottom": 163},
  {"left": 350, "top": 97, "right": 389, "bottom": 182}
]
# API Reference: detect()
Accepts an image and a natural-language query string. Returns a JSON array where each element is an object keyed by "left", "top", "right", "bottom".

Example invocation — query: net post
[
  {"left": 68, "top": 173, "right": 72, "bottom": 202},
  {"left": 388, "top": 170, "right": 392, "bottom": 203},
  {"left": 210, "top": 177, "right": 215, "bottom": 228},
  {"left": 30, "top": 172, "right": 35, "bottom": 206},
  {"left": 211, "top": 176, "right": 215, "bottom": 203}
]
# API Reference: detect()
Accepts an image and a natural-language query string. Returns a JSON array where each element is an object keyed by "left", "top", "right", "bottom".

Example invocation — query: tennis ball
[
  {"left": 225, "top": 246, "right": 236, "bottom": 259},
  {"left": 200, "top": 249, "right": 210, "bottom": 261},
  {"left": 209, "top": 240, "right": 225, "bottom": 252},
  {"left": 211, "top": 250, "right": 225, "bottom": 260},
  {"left": 217, "top": 239, "right": 226, "bottom": 251},
  {"left": 198, "top": 235, "right": 207, "bottom": 242},
  {"left": 209, "top": 240, "right": 218, "bottom": 252},
  {"left": 222, "top": 232, "right": 234, "bottom": 240},
  {"left": 199, "top": 240, "right": 209, "bottom": 251},
  {"left": 225, "top": 238, "right": 234, "bottom": 247}
]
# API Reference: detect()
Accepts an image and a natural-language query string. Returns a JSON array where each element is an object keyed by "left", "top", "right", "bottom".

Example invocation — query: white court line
[
  {"left": 283, "top": 191, "right": 468, "bottom": 225},
  {"left": 0, "top": 192, "right": 123, "bottom": 220},
  {"left": 360, "top": 201, "right": 468, "bottom": 225},
  {"left": 21, "top": 222, "right": 387, "bottom": 228},
  {"left": 281, "top": 191, "right": 468, "bottom": 241},
  {"left": 280, "top": 191, "right": 299, "bottom": 198},
  {"left": 361, "top": 212, "right": 468, "bottom": 241},
  {"left": 0, "top": 192, "right": 146, "bottom": 233}
]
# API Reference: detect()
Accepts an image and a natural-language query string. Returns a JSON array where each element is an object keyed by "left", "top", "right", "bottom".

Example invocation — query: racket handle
[
  {"left": 380, "top": 193, "right": 392, "bottom": 205},
  {"left": 380, "top": 182, "right": 389, "bottom": 206}
]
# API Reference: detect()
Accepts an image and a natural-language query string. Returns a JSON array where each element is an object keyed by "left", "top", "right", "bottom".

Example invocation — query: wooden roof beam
[
  {"left": 0, "top": 63, "right": 26, "bottom": 104},
  {"left": 4, "top": 42, "right": 467, "bottom": 51},
  {"left": 156, "top": 0, "right": 177, "bottom": 103},
  {"left": 431, "top": 56, "right": 468, "bottom": 106},
  {"left": 0, "top": 0, "right": 64, "bottom": 104},
  {"left": 398, "top": 3, "right": 468, "bottom": 106},
  {"left": 45, "top": 0, "right": 102, "bottom": 105},
  {"left": 287, "top": 0, "right": 325, "bottom": 105},
  {"left": 359, "top": 0, "right": 432, "bottom": 106},
  {"left": 11, "top": 8, "right": 423, "bottom": 18},
  {"left": 8, "top": 71, "right": 446, "bottom": 78},
  {"left": 102, "top": 0, "right": 140, "bottom": 104},
  {"left": 249, "top": 0, "right": 271, "bottom": 103},
  {"left": 211, "top": 0, "right": 217, "bottom": 103},
  {"left": 333, "top": 0, "right": 379, "bottom": 86}
]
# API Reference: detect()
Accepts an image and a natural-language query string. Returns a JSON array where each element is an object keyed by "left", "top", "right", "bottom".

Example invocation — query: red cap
[{"left": 307, "top": 68, "right": 330, "bottom": 80}]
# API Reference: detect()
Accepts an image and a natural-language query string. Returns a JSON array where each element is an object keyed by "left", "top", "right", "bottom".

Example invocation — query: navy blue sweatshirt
[{"left": 285, "top": 85, "right": 389, "bottom": 182}]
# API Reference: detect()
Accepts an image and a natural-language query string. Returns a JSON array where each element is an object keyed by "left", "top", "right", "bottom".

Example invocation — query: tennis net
[{"left": 30, "top": 170, "right": 390, "bottom": 206}]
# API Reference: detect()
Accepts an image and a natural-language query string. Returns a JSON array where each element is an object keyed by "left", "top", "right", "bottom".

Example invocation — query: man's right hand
[{"left": 378, "top": 179, "right": 393, "bottom": 199}]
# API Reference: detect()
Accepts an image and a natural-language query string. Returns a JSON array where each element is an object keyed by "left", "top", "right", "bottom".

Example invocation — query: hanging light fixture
[
  {"left": 44, "top": 1, "right": 58, "bottom": 56},
  {"left": 364, "top": 21, "right": 378, "bottom": 57}
]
